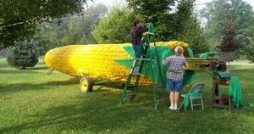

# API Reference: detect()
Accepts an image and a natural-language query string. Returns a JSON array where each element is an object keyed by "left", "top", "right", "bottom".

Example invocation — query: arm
[
  {"left": 162, "top": 57, "right": 171, "bottom": 65},
  {"left": 183, "top": 58, "right": 188, "bottom": 68}
]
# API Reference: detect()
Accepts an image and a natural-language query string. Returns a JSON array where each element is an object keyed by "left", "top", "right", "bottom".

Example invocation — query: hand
[{"left": 183, "top": 64, "right": 189, "bottom": 70}]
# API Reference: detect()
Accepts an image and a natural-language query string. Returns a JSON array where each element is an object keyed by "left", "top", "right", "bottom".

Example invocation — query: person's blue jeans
[
  {"left": 133, "top": 44, "right": 145, "bottom": 58},
  {"left": 166, "top": 78, "right": 183, "bottom": 92}
]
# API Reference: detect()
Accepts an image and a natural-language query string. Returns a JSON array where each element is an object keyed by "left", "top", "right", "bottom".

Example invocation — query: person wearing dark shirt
[{"left": 130, "top": 19, "right": 148, "bottom": 58}]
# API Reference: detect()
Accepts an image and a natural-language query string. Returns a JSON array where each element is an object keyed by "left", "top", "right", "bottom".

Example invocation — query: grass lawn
[{"left": 0, "top": 58, "right": 254, "bottom": 134}]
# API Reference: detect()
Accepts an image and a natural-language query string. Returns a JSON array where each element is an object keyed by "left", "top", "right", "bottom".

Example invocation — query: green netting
[
  {"left": 187, "top": 47, "right": 194, "bottom": 57},
  {"left": 148, "top": 22, "right": 155, "bottom": 33},
  {"left": 116, "top": 45, "right": 195, "bottom": 88},
  {"left": 199, "top": 52, "right": 216, "bottom": 59},
  {"left": 228, "top": 76, "right": 243, "bottom": 108}
]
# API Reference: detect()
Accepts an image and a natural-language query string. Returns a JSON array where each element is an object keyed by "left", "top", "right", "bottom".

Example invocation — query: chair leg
[
  {"left": 201, "top": 97, "right": 204, "bottom": 110},
  {"left": 190, "top": 98, "right": 193, "bottom": 112}
]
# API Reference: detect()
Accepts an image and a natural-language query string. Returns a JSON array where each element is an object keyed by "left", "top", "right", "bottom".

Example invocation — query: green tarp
[
  {"left": 228, "top": 76, "right": 243, "bottom": 108},
  {"left": 116, "top": 46, "right": 195, "bottom": 87},
  {"left": 182, "top": 89, "right": 201, "bottom": 110},
  {"left": 182, "top": 76, "right": 243, "bottom": 111},
  {"left": 199, "top": 52, "right": 216, "bottom": 59}
]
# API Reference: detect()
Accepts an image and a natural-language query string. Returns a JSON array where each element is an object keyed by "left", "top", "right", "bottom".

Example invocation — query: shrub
[{"left": 7, "top": 40, "right": 39, "bottom": 69}]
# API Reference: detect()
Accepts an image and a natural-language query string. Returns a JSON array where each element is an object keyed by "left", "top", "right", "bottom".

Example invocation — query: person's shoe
[
  {"left": 174, "top": 106, "right": 178, "bottom": 110},
  {"left": 169, "top": 106, "right": 175, "bottom": 110}
]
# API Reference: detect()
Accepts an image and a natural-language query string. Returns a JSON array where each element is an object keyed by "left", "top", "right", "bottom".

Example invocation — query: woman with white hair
[{"left": 162, "top": 46, "right": 187, "bottom": 110}]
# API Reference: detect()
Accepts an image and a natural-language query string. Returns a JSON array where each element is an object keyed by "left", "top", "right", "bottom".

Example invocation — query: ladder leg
[
  {"left": 190, "top": 98, "right": 194, "bottom": 112},
  {"left": 130, "top": 72, "right": 141, "bottom": 101},
  {"left": 119, "top": 75, "right": 132, "bottom": 105},
  {"left": 152, "top": 85, "right": 158, "bottom": 110},
  {"left": 119, "top": 31, "right": 161, "bottom": 107}
]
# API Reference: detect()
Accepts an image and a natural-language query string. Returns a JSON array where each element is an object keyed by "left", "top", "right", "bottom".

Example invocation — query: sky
[{"left": 88, "top": 0, "right": 254, "bottom": 10}]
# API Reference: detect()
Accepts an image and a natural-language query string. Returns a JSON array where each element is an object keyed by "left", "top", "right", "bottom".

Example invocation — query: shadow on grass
[
  {"left": 1, "top": 64, "right": 253, "bottom": 133},
  {"left": 44, "top": 77, "right": 80, "bottom": 86},
  {"left": 0, "top": 94, "right": 154, "bottom": 133},
  {"left": 0, "top": 66, "right": 49, "bottom": 74},
  {"left": 26, "top": 66, "right": 49, "bottom": 70},
  {"left": 0, "top": 69, "right": 41, "bottom": 74},
  {"left": 1, "top": 93, "right": 253, "bottom": 134},
  {"left": 0, "top": 78, "right": 80, "bottom": 95}
]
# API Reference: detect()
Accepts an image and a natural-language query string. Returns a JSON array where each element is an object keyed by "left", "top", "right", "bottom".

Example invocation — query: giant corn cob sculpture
[{"left": 44, "top": 41, "right": 194, "bottom": 92}]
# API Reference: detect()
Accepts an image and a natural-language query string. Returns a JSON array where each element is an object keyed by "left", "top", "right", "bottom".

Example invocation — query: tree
[
  {"left": 91, "top": 0, "right": 208, "bottom": 54},
  {"left": 126, "top": 0, "right": 208, "bottom": 54},
  {"left": 0, "top": 0, "right": 89, "bottom": 50},
  {"left": 217, "top": 1, "right": 241, "bottom": 61},
  {"left": 33, "top": 23, "right": 60, "bottom": 56},
  {"left": 179, "top": 14, "right": 209, "bottom": 55},
  {"left": 63, "top": 4, "right": 108, "bottom": 44},
  {"left": 92, "top": 8, "right": 136, "bottom": 43},
  {"left": 32, "top": 4, "right": 107, "bottom": 55},
  {"left": 200, "top": 0, "right": 254, "bottom": 51},
  {"left": 175, "top": 0, "right": 209, "bottom": 54},
  {"left": 127, "top": 0, "right": 176, "bottom": 40},
  {"left": 7, "top": 40, "right": 39, "bottom": 69}
]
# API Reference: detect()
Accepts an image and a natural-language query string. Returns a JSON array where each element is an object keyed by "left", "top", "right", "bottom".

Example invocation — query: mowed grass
[{"left": 0, "top": 58, "right": 254, "bottom": 134}]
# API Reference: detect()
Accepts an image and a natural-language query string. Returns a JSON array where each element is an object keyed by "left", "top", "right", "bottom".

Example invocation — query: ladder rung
[
  {"left": 132, "top": 64, "right": 141, "bottom": 67},
  {"left": 131, "top": 73, "right": 140, "bottom": 76},
  {"left": 127, "top": 85, "right": 135, "bottom": 88},
  {"left": 134, "top": 58, "right": 154, "bottom": 61},
  {"left": 192, "top": 104, "right": 203, "bottom": 106},
  {"left": 126, "top": 93, "right": 135, "bottom": 96}
]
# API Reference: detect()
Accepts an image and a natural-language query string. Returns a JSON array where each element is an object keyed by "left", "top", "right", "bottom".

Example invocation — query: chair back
[{"left": 191, "top": 83, "right": 205, "bottom": 92}]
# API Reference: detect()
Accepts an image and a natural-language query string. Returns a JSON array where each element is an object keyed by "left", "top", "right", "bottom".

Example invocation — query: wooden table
[{"left": 212, "top": 80, "right": 234, "bottom": 112}]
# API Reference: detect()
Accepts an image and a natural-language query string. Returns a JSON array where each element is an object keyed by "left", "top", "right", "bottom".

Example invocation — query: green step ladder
[{"left": 118, "top": 23, "right": 164, "bottom": 109}]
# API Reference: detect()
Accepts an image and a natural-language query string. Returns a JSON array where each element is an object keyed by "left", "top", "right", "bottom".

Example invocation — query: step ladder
[{"left": 118, "top": 30, "right": 164, "bottom": 109}]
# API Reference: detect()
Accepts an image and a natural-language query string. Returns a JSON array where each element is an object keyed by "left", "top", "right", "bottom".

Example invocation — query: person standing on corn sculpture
[
  {"left": 130, "top": 19, "right": 148, "bottom": 58},
  {"left": 162, "top": 46, "right": 187, "bottom": 110}
]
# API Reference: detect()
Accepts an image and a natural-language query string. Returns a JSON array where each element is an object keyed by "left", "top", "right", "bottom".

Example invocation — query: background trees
[
  {"left": 0, "top": 0, "right": 89, "bottom": 50},
  {"left": 200, "top": 0, "right": 254, "bottom": 55},
  {"left": 33, "top": 4, "right": 107, "bottom": 55},
  {"left": 216, "top": 0, "right": 241, "bottom": 61},
  {"left": 127, "top": 0, "right": 175, "bottom": 41},
  {"left": 91, "top": 0, "right": 209, "bottom": 53},
  {"left": 92, "top": 8, "right": 135, "bottom": 43},
  {"left": 1, "top": 0, "right": 254, "bottom": 62}
]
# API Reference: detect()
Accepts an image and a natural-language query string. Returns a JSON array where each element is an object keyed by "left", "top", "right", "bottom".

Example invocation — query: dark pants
[{"left": 133, "top": 44, "right": 145, "bottom": 58}]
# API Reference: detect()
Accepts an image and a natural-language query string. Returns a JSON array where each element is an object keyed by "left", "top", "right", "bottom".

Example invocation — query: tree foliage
[
  {"left": 92, "top": 8, "right": 136, "bottom": 43},
  {"left": 179, "top": 14, "right": 209, "bottom": 55},
  {"left": 173, "top": 0, "right": 209, "bottom": 54},
  {"left": 200, "top": 0, "right": 254, "bottom": 51},
  {"left": 7, "top": 40, "right": 39, "bottom": 69},
  {"left": 33, "top": 23, "right": 60, "bottom": 56},
  {"left": 127, "top": 0, "right": 175, "bottom": 40},
  {"left": 125, "top": 0, "right": 208, "bottom": 53},
  {"left": 91, "top": 0, "right": 208, "bottom": 54},
  {"left": 217, "top": 2, "right": 241, "bottom": 54},
  {"left": 0, "top": 0, "right": 89, "bottom": 50},
  {"left": 62, "top": 4, "right": 108, "bottom": 44},
  {"left": 33, "top": 4, "right": 107, "bottom": 55}
]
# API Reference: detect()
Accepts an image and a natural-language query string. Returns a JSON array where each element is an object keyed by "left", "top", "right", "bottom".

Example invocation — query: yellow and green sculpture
[{"left": 44, "top": 41, "right": 195, "bottom": 92}]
